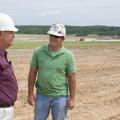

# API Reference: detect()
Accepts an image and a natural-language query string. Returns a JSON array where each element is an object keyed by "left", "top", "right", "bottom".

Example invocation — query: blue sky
[{"left": 0, "top": 0, "right": 120, "bottom": 26}]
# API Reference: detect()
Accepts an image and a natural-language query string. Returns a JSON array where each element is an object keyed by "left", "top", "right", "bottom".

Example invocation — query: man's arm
[
  {"left": 27, "top": 67, "right": 37, "bottom": 106},
  {"left": 67, "top": 72, "right": 76, "bottom": 110}
]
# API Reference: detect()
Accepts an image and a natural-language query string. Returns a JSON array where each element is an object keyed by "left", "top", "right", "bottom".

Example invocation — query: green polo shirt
[{"left": 31, "top": 45, "right": 76, "bottom": 97}]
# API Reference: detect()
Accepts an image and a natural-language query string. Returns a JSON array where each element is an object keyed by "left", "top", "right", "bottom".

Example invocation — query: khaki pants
[{"left": 0, "top": 107, "right": 14, "bottom": 120}]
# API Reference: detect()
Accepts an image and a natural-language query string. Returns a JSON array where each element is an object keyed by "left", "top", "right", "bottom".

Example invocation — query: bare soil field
[{"left": 8, "top": 44, "right": 120, "bottom": 120}]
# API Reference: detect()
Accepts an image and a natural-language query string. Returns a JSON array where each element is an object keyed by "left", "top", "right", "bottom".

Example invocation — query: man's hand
[
  {"left": 67, "top": 72, "right": 76, "bottom": 110},
  {"left": 27, "top": 67, "right": 37, "bottom": 106},
  {"left": 67, "top": 97, "right": 75, "bottom": 110},
  {"left": 27, "top": 94, "right": 35, "bottom": 106}
]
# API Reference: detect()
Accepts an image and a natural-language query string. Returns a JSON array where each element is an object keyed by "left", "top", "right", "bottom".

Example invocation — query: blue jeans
[{"left": 34, "top": 92, "right": 68, "bottom": 120}]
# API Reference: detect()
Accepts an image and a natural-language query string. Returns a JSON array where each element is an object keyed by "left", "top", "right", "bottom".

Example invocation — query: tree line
[{"left": 16, "top": 25, "right": 120, "bottom": 36}]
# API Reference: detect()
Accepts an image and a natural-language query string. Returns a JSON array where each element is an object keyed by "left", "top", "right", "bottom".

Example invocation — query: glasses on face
[{"left": 50, "top": 34, "right": 61, "bottom": 38}]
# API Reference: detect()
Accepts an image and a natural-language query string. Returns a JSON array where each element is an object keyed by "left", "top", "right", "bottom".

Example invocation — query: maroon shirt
[{"left": 0, "top": 48, "right": 18, "bottom": 106}]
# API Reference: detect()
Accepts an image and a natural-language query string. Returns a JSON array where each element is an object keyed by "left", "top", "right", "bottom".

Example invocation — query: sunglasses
[{"left": 50, "top": 34, "right": 61, "bottom": 38}]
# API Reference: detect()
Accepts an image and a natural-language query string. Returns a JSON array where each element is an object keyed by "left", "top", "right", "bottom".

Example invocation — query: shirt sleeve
[
  {"left": 66, "top": 52, "right": 76, "bottom": 74},
  {"left": 30, "top": 49, "right": 38, "bottom": 69}
]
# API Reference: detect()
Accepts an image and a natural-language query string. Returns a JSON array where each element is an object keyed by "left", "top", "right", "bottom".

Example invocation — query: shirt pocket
[
  {"left": 0, "top": 64, "right": 6, "bottom": 80},
  {"left": 1, "top": 62, "right": 12, "bottom": 75},
  {"left": 0, "top": 64, "right": 3, "bottom": 75}
]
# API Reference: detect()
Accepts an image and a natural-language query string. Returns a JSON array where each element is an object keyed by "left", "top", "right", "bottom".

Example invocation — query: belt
[{"left": 0, "top": 103, "right": 14, "bottom": 108}]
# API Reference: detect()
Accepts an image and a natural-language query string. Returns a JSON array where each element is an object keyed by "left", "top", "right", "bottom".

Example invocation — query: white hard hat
[
  {"left": 47, "top": 23, "right": 66, "bottom": 37},
  {"left": 0, "top": 13, "right": 18, "bottom": 32}
]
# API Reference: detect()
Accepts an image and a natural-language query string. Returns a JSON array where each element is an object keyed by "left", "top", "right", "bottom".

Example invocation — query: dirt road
[{"left": 8, "top": 45, "right": 120, "bottom": 120}]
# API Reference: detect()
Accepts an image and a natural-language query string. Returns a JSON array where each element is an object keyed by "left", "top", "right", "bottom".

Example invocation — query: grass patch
[
  {"left": 10, "top": 41, "right": 120, "bottom": 49},
  {"left": 11, "top": 41, "right": 47, "bottom": 49},
  {"left": 16, "top": 34, "right": 48, "bottom": 38},
  {"left": 64, "top": 41, "right": 120, "bottom": 48}
]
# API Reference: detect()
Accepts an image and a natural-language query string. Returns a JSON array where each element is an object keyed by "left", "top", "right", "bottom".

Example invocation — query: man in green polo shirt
[{"left": 27, "top": 23, "right": 76, "bottom": 120}]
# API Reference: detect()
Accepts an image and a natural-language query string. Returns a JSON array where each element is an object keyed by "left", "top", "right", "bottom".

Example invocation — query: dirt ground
[{"left": 8, "top": 44, "right": 120, "bottom": 120}]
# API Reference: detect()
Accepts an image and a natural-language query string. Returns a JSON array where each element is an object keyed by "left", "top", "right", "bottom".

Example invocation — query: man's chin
[{"left": 6, "top": 43, "right": 13, "bottom": 49}]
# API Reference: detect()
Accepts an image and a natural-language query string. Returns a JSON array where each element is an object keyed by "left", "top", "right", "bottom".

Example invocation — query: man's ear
[
  {"left": 62, "top": 36, "right": 65, "bottom": 41},
  {"left": 0, "top": 31, "right": 3, "bottom": 42},
  {"left": 0, "top": 32, "right": 2, "bottom": 40}
]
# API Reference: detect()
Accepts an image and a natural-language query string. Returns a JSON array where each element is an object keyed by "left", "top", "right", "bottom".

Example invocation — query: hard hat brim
[
  {"left": 0, "top": 27, "right": 18, "bottom": 32},
  {"left": 11, "top": 27, "right": 19, "bottom": 32}
]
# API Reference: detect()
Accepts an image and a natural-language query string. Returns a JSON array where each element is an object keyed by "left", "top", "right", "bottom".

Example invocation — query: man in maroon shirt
[{"left": 0, "top": 13, "right": 18, "bottom": 120}]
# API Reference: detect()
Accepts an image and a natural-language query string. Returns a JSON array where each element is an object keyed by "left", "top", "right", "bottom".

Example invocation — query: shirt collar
[
  {"left": 43, "top": 45, "right": 65, "bottom": 57},
  {"left": 0, "top": 48, "right": 7, "bottom": 57}
]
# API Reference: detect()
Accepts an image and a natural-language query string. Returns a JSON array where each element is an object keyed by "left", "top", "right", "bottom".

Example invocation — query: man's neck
[{"left": 49, "top": 45, "right": 61, "bottom": 52}]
